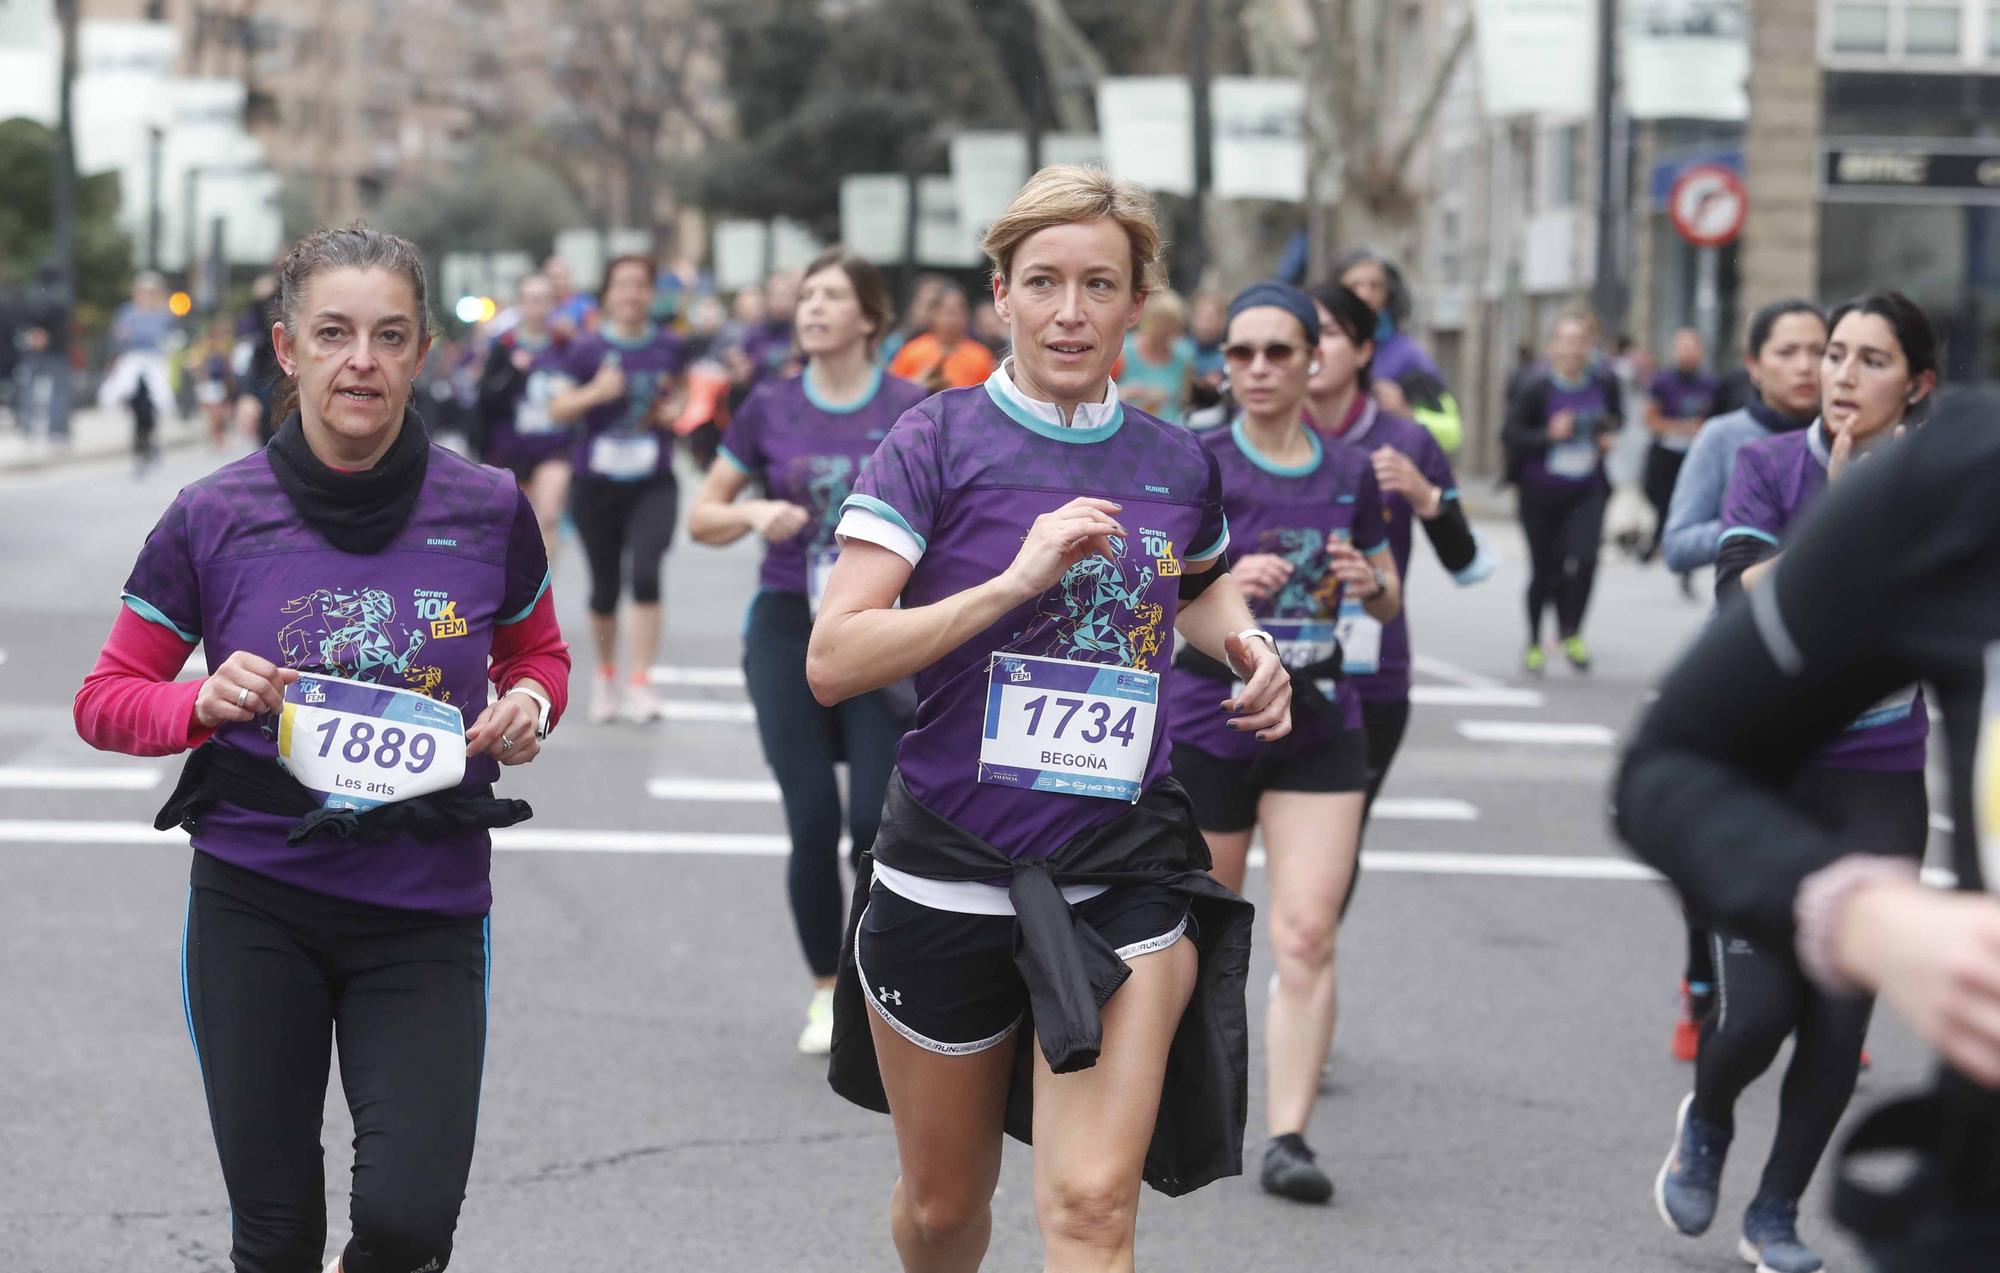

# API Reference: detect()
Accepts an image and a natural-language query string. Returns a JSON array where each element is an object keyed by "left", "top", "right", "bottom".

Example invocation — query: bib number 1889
[
  {"left": 1020, "top": 694, "right": 1139, "bottom": 747},
  {"left": 312, "top": 718, "right": 438, "bottom": 773}
]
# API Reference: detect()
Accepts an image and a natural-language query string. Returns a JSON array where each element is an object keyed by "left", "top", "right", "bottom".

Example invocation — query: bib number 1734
[
  {"left": 978, "top": 653, "right": 1159, "bottom": 802},
  {"left": 1019, "top": 694, "right": 1140, "bottom": 747}
]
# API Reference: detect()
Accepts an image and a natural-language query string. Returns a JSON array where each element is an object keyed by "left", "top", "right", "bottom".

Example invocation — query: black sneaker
[{"left": 1260, "top": 1133, "right": 1334, "bottom": 1204}]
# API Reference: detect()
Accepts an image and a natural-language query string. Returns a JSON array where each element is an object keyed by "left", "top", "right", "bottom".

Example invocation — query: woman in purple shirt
[
  {"left": 688, "top": 250, "right": 928, "bottom": 1056},
  {"left": 1168, "top": 282, "right": 1402, "bottom": 1204},
  {"left": 549, "top": 254, "right": 688, "bottom": 724},
  {"left": 1656, "top": 293, "right": 1938, "bottom": 1273},
  {"left": 809, "top": 166, "right": 1290, "bottom": 1270}
]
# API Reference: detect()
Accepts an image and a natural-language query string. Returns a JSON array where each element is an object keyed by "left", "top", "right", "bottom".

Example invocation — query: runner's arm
[{"left": 74, "top": 607, "right": 212, "bottom": 756}]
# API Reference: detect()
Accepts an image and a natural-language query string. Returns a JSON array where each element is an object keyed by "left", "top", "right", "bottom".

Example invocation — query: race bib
[
  {"left": 195, "top": 381, "right": 229, "bottom": 405},
  {"left": 978, "top": 653, "right": 1158, "bottom": 802},
  {"left": 807, "top": 546, "right": 839, "bottom": 617},
  {"left": 1847, "top": 686, "right": 1919, "bottom": 732},
  {"left": 515, "top": 374, "right": 560, "bottom": 435},
  {"left": 277, "top": 672, "right": 466, "bottom": 813},
  {"left": 1336, "top": 599, "right": 1382, "bottom": 675},
  {"left": 1265, "top": 617, "right": 1337, "bottom": 670},
  {"left": 1547, "top": 438, "right": 1599, "bottom": 479},
  {"left": 588, "top": 432, "right": 660, "bottom": 479}
]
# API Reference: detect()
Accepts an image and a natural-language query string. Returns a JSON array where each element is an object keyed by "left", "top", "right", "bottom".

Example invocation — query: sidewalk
[{"left": 0, "top": 408, "right": 204, "bottom": 474}]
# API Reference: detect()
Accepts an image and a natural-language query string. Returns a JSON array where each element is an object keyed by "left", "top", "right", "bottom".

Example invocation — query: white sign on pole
[
  {"left": 0, "top": 0, "right": 58, "bottom": 126},
  {"left": 1625, "top": 0, "right": 1748, "bottom": 121},
  {"left": 770, "top": 218, "right": 822, "bottom": 272},
  {"left": 74, "top": 20, "right": 177, "bottom": 175},
  {"left": 841, "top": 174, "right": 910, "bottom": 263},
  {"left": 916, "top": 176, "right": 981, "bottom": 268},
  {"left": 1212, "top": 77, "right": 1306, "bottom": 201},
  {"left": 952, "top": 131, "right": 1029, "bottom": 243},
  {"left": 1097, "top": 77, "right": 1195, "bottom": 196},
  {"left": 714, "top": 219, "right": 770, "bottom": 291},
  {"left": 1473, "top": 0, "right": 1594, "bottom": 120}
]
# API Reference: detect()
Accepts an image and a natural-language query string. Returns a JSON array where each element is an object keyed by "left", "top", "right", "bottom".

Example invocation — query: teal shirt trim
[
  {"left": 718, "top": 444, "right": 755, "bottom": 476},
  {"left": 497, "top": 571, "right": 552, "bottom": 626},
  {"left": 1188, "top": 515, "right": 1230, "bottom": 562},
  {"left": 1231, "top": 417, "right": 1323, "bottom": 477},
  {"left": 841, "top": 493, "right": 928, "bottom": 552},
  {"left": 601, "top": 323, "right": 662, "bottom": 351},
  {"left": 982, "top": 378, "right": 1124, "bottom": 444},
  {"left": 1719, "top": 526, "right": 1780, "bottom": 547},
  {"left": 122, "top": 593, "right": 198, "bottom": 643},
  {"left": 1358, "top": 539, "right": 1391, "bottom": 556},
  {"left": 803, "top": 364, "right": 885, "bottom": 414}
]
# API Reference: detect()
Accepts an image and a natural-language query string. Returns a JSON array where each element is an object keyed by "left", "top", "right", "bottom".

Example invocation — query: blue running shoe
[
  {"left": 1655, "top": 1093, "right": 1730, "bottom": 1236},
  {"left": 1738, "top": 1195, "right": 1824, "bottom": 1273}
]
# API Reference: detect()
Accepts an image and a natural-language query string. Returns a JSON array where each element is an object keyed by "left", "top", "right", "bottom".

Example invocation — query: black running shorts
[{"left": 1171, "top": 727, "right": 1368, "bottom": 834}]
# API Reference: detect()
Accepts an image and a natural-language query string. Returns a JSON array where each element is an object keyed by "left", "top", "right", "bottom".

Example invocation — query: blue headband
[{"left": 1227, "top": 281, "right": 1321, "bottom": 346}]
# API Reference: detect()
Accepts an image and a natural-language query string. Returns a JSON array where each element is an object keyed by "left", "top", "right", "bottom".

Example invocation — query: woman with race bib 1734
[{"left": 808, "top": 165, "right": 1290, "bottom": 1272}]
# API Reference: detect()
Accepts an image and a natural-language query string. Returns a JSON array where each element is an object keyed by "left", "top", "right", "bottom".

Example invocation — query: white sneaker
[
  {"left": 797, "top": 987, "right": 835, "bottom": 1055},
  {"left": 588, "top": 675, "right": 619, "bottom": 724},
  {"left": 619, "top": 680, "right": 659, "bottom": 724}
]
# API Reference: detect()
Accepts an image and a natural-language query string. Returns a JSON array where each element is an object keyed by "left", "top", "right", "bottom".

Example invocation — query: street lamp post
[{"left": 51, "top": 0, "right": 79, "bottom": 301}]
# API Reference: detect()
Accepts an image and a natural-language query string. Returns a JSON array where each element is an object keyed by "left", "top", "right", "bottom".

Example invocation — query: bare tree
[{"left": 543, "top": 0, "right": 725, "bottom": 243}]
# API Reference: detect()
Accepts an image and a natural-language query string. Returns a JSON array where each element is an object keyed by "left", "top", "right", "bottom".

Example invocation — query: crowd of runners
[{"left": 67, "top": 165, "right": 2000, "bottom": 1273}]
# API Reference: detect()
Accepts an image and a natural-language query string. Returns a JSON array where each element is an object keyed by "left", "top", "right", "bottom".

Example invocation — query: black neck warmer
[
  {"left": 1748, "top": 396, "right": 1816, "bottom": 435},
  {"left": 266, "top": 408, "right": 430, "bottom": 555}
]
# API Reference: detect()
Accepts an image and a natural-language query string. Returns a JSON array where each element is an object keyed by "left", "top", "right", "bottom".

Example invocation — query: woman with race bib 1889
[
  {"left": 688, "top": 249, "right": 928, "bottom": 1056},
  {"left": 808, "top": 165, "right": 1288, "bottom": 1272}
]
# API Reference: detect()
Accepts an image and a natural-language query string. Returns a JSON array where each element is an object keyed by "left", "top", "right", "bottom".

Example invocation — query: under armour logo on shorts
[{"left": 876, "top": 986, "right": 902, "bottom": 1006}]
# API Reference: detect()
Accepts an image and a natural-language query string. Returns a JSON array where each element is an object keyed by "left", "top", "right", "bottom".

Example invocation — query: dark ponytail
[
  {"left": 1307, "top": 282, "right": 1378, "bottom": 390},
  {"left": 1825, "top": 291, "right": 1941, "bottom": 381}
]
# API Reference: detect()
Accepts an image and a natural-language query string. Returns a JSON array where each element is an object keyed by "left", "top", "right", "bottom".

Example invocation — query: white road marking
[
  {"left": 1371, "top": 798, "right": 1479, "bottom": 822},
  {"left": 0, "top": 648, "right": 8, "bottom": 668},
  {"left": 655, "top": 700, "right": 756, "bottom": 724},
  {"left": 1411, "top": 653, "right": 1505, "bottom": 690},
  {"left": 0, "top": 819, "right": 1962, "bottom": 886},
  {"left": 1409, "top": 686, "right": 1545, "bottom": 709},
  {"left": 1457, "top": 720, "right": 1617, "bottom": 747},
  {"left": 0, "top": 766, "right": 162, "bottom": 791},
  {"left": 647, "top": 665, "right": 747, "bottom": 688},
  {"left": 647, "top": 777, "right": 783, "bottom": 802}
]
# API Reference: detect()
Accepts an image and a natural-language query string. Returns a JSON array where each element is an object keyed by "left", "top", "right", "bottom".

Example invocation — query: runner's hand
[
  {"left": 1231, "top": 553, "right": 1293, "bottom": 603},
  {"left": 1326, "top": 538, "right": 1380, "bottom": 597},
  {"left": 1836, "top": 882, "right": 2000, "bottom": 1087},
  {"left": 1547, "top": 409, "right": 1576, "bottom": 442},
  {"left": 465, "top": 694, "right": 543, "bottom": 766},
  {"left": 749, "top": 500, "right": 811, "bottom": 543},
  {"left": 1222, "top": 631, "right": 1292, "bottom": 742},
  {"left": 194, "top": 653, "right": 301, "bottom": 729},
  {"left": 1370, "top": 445, "right": 1439, "bottom": 516},
  {"left": 1828, "top": 423, "right": 1904, "bottom": 484},
  {"left": 1001, "top": 498, "right": 1126, "bottom": 597}
]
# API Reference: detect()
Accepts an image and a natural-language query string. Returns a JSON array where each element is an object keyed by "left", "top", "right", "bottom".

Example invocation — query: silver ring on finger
[
  {"left": 500, "top": 735, "right": 514, "bottom": 751},
  {"left": 234, "top": 686, "right": 251, "bottom": 709}
]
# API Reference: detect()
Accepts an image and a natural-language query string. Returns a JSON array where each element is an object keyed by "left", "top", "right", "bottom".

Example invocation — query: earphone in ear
[{"left": 1308, "top": 361, "right": 1322, "bottom": 375}]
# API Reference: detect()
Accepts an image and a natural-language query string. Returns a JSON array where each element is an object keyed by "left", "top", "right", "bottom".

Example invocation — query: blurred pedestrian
[
  {"left": 1118, "top": 288, "right": 1195, "bottom": 424},
  {"left": 971, "top": 296, "right": 1009, "bottom": 357},
  {"left": 887, "top": 282, "right": 994, "bottom": 390},
  {"left": 745, "top": 270, "right": 801, "bottom": 381},
  {"left": 879, "top": 272, "right": 947, "bottom": 364},
  {"left": 16, "top": 263, "right": 76, "bottom": 445},
  {"left": 100, "top": 272, "right": 179, "bottom": 474},
  {"left": 0, "top": 262, "right": 20, "bottom": 427},
  {"left": 477, "top": 273, "right": 574, "bottom": 567},
  {"left": 1642, "top": 328, "right": 1720, "bottom": 570},
  {"left": 1188, "top": 288, "right": 1228, "bottom": 387},
  {"left": 234, "top": 272, "right": 283, "bottom": 446},
  {"left": 187, "top": 315, "right": 238, "bottom": 449},
  {"left": 544, "top": 254, "right": 597, "bottom": 335},
  {"left": 1336, "top": 249, "right": 1463, "bottom": 453}
]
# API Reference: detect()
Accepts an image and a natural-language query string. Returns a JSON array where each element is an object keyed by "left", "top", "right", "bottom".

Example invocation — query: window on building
[
  {"left": 1831, "top": 2, "right": 1891, "bottom": 52},
  {"left": 1906, "top": 5, "right": 1964, "bottom": 52}
]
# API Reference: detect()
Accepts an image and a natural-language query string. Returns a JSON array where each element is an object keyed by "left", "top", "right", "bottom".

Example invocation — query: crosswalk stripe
[
  {"left": 1371, "top": 798, "right": 1479, "bottom": 822},
  {"left": 647, "top": 665, "right": 747, "bottom": 688},
  {"left": 1456, "top": 720, "right": 1617, "bottom": 747},
  {"left": 1410, "top": 653, "right": 1505, "bottom": 690},
  {"left": 1409, "top": 686, "right": 1545, "bottom": 708},
  {"left": 0, "top": 766, "right": 162, "bottom": 790},
  {"left": 656, "top": 700, "right": 756, "bottom": 723},
  {"left": 647, "top": 777, "right": 783, "bottom": 801}
]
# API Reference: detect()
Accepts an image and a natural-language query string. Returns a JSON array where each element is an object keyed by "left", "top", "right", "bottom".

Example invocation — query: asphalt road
[{"left": 0, "top": 443, "right": 1944, "bottom": 1272}]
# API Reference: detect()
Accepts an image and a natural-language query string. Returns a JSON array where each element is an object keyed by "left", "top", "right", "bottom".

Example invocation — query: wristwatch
[
  {"left": 1230, "top": 628, "right": 1280, "bottom": 678},
  {"left": 505, "top": 685, "right": 554, "bottom": 740}
]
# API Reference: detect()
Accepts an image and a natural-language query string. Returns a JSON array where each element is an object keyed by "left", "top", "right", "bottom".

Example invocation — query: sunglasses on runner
[{"left": 1222, "top": 342, "right": 1302, "bottom": 368}]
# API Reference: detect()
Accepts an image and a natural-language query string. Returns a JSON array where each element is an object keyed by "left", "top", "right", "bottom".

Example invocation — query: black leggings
[
  {"left": 1692, "top": 766, "right": 1928, "bottom": 1203},
  {"left": 742, "top": 590, "right": 903, "bottom": 978},
  {"left": 1517, "top": 480, "right": 1609, "bottom": 643},
  {"left": 1341, "top": 695, "right": 1413, "bottom": 918},
  {"left": 183, "top": 852, "right": 487, "bottom": 1273},
  {"left": 570, "top": 473, "right": 678, "bottom": 615},
  {"left": 1643, "top": 443, "right": 1686, "bottom": 561}
]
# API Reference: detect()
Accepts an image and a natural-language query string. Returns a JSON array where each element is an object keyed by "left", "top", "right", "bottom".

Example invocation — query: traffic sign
[{"left": 1668, "top": 163, "right": 1748, "bottom": 248}]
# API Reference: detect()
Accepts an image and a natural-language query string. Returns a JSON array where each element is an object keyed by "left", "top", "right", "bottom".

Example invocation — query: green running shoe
[
  {"left": 1562, "top": 635, "right": 1592, "bottom": 671},
  {"left": 1523, "top": 645, "right": 1547, "bottom": 676}
]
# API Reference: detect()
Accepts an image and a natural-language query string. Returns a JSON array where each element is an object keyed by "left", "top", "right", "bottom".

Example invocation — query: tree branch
[
  {"left": 1026, "top": 0, "right": 1108, "bottom": 132},
  {"left": 1386, "top": 14, "right": 1474, "bottom": 184}
]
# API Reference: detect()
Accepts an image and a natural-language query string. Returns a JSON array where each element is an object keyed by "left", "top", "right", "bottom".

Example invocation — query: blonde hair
[
  {"left": 1139, "top": 288, "right": 1185, "bottom": 334},
  {"left": 980, "top": 165, "right": 1164, "bottom": 296}
]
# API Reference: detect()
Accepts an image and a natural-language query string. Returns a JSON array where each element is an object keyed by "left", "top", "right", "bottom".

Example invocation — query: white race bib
[
  {"left": 515, "top": 373, "right": 561, "bottom": 435},
  {"left": 807, "top": 546, "right": 839, "bottom": 617},
  {"left": 1336, "top": 598, "right": 1382, "bottom": 675},
  {"left": 278, "top": 673, "right": 466, "bottom": 812},
  {"left": 195, "top": 381, "right": 229, "bottom": 405},
  {"left": 1265, "top": 617, "right": 1337, "bottom": 670},
  {"left": 978, "top": 653, "right": 1158, "bottom": 802},
  {"left": 588, "top": 432, "right": 660, "bottom": 479},
  {"left": 1547, "top": 438, "right": 1599, "bottom": 479}
]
